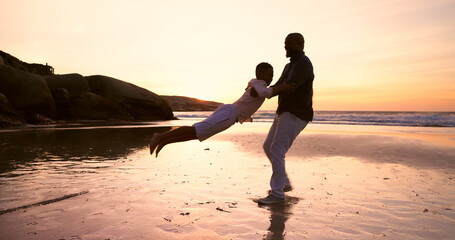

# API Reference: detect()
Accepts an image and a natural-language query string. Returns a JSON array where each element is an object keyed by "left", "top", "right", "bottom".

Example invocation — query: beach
[{"left": 0, "top": 122, "right": 454, "bottom": 239}]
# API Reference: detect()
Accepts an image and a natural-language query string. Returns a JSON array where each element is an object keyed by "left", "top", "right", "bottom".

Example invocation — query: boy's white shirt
[{"left": 232, "top": 78, "right": 273, "bottom": 123}]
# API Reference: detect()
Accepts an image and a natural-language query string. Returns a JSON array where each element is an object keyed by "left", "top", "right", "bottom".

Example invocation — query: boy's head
[{"left": 255, "top": 62, "right": 273, "bottom": 85}]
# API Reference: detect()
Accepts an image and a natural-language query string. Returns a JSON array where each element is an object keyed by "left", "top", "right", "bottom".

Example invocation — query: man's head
[
  {"left": 256, "top": 62, "right": 274, "bottom": 85},
  {"left": 285, "top": 33, "right": 304, "bottom": 58}
]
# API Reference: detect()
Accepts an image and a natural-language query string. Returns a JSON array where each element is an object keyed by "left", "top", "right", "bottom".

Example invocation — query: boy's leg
[
  {"left": 150, "top": 126, "right": 197, "bottom": 156},
  {"left": 150, "top": 104, "right": 236, "bottom": 156},
  {"left": 268, "top": 112, "right": 308, "bottom": 199},
  {"left": 192, "top": 104, "right": 237, "bottom": 142},
  {"left": 155, "top": 131, "right": 197, "bottom": 156}
]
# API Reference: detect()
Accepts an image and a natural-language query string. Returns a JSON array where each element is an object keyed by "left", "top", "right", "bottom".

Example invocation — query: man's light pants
[{"left": 263, "top": 112, "right": 308, "bottom": 199}]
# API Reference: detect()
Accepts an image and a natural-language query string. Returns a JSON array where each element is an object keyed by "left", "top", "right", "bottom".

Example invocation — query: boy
[{"left": 149, "top": 62, "right": 294, "bottom": 157}]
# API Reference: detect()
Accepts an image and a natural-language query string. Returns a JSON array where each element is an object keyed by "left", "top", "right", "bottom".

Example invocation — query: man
[{"left": 258, "top": 33, "right": 314, "bottom": 204}]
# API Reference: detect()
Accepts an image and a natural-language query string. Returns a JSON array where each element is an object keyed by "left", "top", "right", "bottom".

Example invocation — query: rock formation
[
  {"left": 0, "top": 93, "right": 27, "bottom": 127},
  {"left": 0, "top": 50, "right": 174, "bottom": 127},
  {"left": 0, "top": 64, "right": 56, "bottom": 120},
  {"left": 86, "top": 75, "right": 173, "bottom": 120}
]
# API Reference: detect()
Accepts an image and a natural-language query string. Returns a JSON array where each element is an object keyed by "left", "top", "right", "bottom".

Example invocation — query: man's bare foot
[{"left": 149, "top": 133, "right": 161, "bottom": 156}]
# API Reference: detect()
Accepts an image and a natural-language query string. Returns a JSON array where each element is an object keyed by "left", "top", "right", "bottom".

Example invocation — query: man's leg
[
  {"left": 264, "top": 115, "right": 292, "bottom": 192},
  {"left": 268, "top": 112, "right": 308, "bottom": 199},
  {"left": 263, "top": 114, "right": 279, "bottom": 160}
]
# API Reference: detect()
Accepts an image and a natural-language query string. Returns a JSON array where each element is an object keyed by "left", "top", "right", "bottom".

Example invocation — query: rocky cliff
[{"left": 0, "top": 50, "right": 174, "bottom": 127}]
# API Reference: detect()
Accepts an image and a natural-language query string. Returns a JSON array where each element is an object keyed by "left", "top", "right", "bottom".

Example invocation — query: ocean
[{"left": 174, "top": 110, "right": 455, "bottom": 128}]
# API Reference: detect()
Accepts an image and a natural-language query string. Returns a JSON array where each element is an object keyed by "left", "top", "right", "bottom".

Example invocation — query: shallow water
[{"left": 0, "top": 125, "right": 170, "bottom": 210}]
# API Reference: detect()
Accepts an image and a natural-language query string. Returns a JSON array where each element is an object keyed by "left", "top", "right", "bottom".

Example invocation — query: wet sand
[{"left": 0, "top": 123, "right": 454, "bottom": 239}]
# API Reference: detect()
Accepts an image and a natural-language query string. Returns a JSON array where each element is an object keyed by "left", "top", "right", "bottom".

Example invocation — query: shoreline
[{"left": 1, "top": 123, "right": 454, "bottom": 239}]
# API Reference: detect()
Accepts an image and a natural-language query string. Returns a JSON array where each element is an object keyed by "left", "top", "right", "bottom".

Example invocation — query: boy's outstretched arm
[{"left": 250, "top": 82, "right": 295, "bottom": 98}]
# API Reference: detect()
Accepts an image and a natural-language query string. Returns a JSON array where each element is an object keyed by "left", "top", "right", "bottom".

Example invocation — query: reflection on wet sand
[
  {"left": 259, "top": 196, "right": 300, "bottom": 240},
  {"left": 0, "top": 125, "right": 172, "bottom": 218},
  {"left": 0, "top": 126, "right": 171, "bottom": 174}
]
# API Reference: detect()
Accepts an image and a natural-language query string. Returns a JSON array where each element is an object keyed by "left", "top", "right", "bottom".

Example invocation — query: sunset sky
[{"left": 1, "top": 0, "right": 454, "bottom": 111}]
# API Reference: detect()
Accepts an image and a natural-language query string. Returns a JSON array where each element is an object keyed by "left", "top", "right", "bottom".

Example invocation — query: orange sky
[{"left": 1, "top": 0, "right": 454, "bottom": 111}]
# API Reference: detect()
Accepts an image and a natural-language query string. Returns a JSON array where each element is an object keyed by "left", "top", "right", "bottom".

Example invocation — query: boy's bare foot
[
  {"left": 155, "top": 143, "right": 164, "bottom": 157},
  {"left": 149, "top": 133, "right": 161, "bottom": 156}
]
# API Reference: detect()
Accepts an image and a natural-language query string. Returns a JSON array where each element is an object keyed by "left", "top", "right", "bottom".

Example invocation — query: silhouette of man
[{"left": 258, "top": 33, "right": 314, "bottom": 204}]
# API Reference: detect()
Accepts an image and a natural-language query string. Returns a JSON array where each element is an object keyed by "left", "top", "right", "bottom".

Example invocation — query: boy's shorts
[{"left": 193, "top": 104, "right": 237, "bottom": 141}]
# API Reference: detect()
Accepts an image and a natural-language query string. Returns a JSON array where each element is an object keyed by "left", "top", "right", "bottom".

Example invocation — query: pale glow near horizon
[{"left": 1, "top": 0, "right": 454, "bottom": 111}]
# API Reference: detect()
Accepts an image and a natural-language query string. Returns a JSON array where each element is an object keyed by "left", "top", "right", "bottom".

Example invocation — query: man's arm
[
  {"left": 250, "top": 82, "right": 295, "bottom": 98},
  {"left": 271, "top": 83, "right": 295, "bottom": 97}
]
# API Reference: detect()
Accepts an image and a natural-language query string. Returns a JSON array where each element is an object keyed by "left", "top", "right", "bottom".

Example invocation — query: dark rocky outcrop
[
  {"left": 86, "top": 75, "right": 173, "bottom": 120},
  {"left": 0, "top": 51, "right": 174, "bottom": 127},
  {"left": 162, "top": 95, "right": 223, "bottom": 111},
  {"left": 0, "top": 93, "right": 26, "bottom": 127},
  {"left": 0, "top": 64, "right": 56, "bottom": 118},
  {"left": 44, "top": 73, "right": 90, "bottom": 98},
  {"left": 71, "top": 92, "right": 134, "bottom": 121}
]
